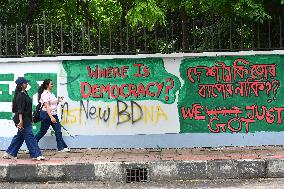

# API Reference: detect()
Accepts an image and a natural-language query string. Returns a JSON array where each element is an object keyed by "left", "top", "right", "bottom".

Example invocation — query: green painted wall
[
  {"left": 179, "top": 55, "right": 284, "bottom": 133},
  {"left": 63, "top": 58, "right": 181, "bottom": 104}
]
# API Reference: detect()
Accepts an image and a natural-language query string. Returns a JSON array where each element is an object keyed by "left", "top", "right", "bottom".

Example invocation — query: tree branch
[{"left": 78, "top": 0, "right": 96, "bottom": 27}]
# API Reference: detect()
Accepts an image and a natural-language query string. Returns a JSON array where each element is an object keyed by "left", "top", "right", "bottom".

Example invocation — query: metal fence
[{"left": 0, "top": 17, "right": 283, "bottom": 57}]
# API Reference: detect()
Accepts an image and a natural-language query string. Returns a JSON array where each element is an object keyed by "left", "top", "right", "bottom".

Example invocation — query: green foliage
[
  {"left": 173, "top": 0, "right": 271, "bottom": 22},
  {"left": 232, "top": 0, "right": 271, "bottom": 22},
  {"left": 1, "top": 0, "right": 281, "bottom": 27},
  {"left": 0, "top": 0, "right": 283, "bottom": 54},
  {"left": 127, "top": 0, "right": 166, "bottom": 30},
  {"left": 0, "top": 0, "right": 28, "bottom": 25}
]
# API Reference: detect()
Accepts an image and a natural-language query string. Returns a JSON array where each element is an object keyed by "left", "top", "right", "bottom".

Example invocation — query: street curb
[
  {"left": 267, "top": 159, "right": 284, "bottom": 178},
  {"left": 0, "top": 159, "right": 280, "bottom": 182},
  {"left": 0, "top": 165, "right": 8, "bottom": 181}
]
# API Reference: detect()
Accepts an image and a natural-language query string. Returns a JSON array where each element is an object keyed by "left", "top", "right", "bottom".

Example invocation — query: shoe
[
  {"left": 32, "top": 156, "right": 46, "bottom": 161},
  {"left": 58, "top": 148, "right": 70, "bottom": 153},
  {"left": 3, "top": 152, "right": 17, "bottom": 159}
]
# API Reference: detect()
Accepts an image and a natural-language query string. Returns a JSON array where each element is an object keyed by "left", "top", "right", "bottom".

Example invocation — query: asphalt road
[{"left": 1, "top": 178, "right": 284, "bottom": 189}]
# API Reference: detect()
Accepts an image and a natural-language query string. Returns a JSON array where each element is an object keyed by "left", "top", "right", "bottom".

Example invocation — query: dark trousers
[
  {"left": 6, "top": 124, "right": 42, "bottom": 158},
  {"left": 35, "top": 111, "right": 67, "bottom": 151}
]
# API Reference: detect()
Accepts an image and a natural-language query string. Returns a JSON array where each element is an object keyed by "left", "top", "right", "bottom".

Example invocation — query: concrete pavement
[
  {"left": 4, "top": 179, "right": 284, "bottom": 189},
  {"left": 1, "top": 145, "right": 284, "bottom": 182}
]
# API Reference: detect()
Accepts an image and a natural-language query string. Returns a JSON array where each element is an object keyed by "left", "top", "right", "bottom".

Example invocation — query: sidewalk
[{"left": 1, "top": 145, "right": 284, "bottom": 182}]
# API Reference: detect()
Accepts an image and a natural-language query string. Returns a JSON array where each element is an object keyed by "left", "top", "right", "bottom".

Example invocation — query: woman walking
[
  {"left": 35, "top": 79, "right": 70, "bottom": 152},
  {"left": 3, "top": 77, "right": 45, "bottom": 160}
]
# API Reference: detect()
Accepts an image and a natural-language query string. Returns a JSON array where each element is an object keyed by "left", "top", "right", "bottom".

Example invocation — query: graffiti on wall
[
  {"left": 60, "top": 100, "right": 168, "bottom": 126},
  {"left": 179, "top": 55, "right": 284, "bottom": 133},
  {"left": 62, "top": 58, "right": 181, "bottom": 104},
  {"left": 1, "top": 55, "right": 284, "bottom": 137},
  {"left": 58, "top": 58, "right": 180, "bottom": 131}
]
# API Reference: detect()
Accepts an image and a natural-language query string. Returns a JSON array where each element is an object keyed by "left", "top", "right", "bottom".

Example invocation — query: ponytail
[
  {"left": 38, "top": 79, "right": 52, "bottom": 102},
  {"left": 12, "top": 84, "right": 23, "bottom": 112}
]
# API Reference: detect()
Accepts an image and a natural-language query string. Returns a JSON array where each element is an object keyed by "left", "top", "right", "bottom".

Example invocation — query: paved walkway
[
  {"left": 1, "top": 145, "right": 284, "bottom": 164},
  {"left": 1, "top": 146, "right": 284, "bottom": 182}
]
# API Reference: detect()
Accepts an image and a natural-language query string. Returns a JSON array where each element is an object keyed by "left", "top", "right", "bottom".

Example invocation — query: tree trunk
[
  {"left": 26, "top": 0, "right": 44, "bottom": 24},
  {"left": 78, "top": 0, "right": 96, "bottom": 27}
]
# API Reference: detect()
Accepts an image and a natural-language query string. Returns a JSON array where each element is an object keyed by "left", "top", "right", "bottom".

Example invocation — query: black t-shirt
[{"left": 13, "top": 91, "right": 33, "bottom": 127}]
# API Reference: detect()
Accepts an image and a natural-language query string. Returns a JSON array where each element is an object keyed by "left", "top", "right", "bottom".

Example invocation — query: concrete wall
[{"left": 1, "top": 51, "right": 284, "bottom": 149}]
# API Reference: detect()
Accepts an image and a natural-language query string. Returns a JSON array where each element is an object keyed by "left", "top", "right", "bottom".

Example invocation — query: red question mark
[
  {"left": 272, "top": 80, "right": 280, "bottom": 100},
  {"left": 266, "top": 81, "right": 272, "bottom": 96},
  {"left": 165, "top": 78, "right": 174, "bottom": 101}
]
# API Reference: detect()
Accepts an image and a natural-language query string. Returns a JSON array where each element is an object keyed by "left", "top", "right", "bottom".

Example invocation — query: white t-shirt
[{"left": 40, "top": 90, "right": 58, "bottom": 115}]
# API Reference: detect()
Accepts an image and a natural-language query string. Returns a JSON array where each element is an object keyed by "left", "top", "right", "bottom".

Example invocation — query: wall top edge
[{"left": 0, "top": 50, "right": 284, "bottom": 63}]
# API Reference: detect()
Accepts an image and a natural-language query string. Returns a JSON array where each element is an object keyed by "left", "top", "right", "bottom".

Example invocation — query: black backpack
[{"left": 32, "top": 102, "right": 43, "bottom": 123}]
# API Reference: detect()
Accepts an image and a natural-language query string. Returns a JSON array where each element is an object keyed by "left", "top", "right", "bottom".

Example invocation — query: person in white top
[{"left": 34, "top": 79, "right": 70, "bottom": 152}]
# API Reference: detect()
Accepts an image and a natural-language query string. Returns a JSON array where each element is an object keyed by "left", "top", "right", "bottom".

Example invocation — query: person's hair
[
  {"left": 38, "top": 79, "right": 52, "bottom": 101},
  {"left": 12, "top": 84, "right": 23, "bottom": 112}
]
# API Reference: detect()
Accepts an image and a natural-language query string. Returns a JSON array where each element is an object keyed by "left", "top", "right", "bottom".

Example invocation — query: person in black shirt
[{"left": 3, "top": 77, "right": 45, "bottom": 161}]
